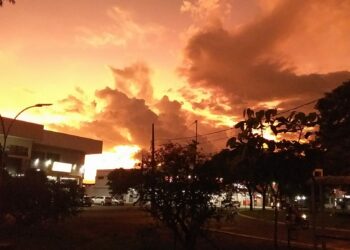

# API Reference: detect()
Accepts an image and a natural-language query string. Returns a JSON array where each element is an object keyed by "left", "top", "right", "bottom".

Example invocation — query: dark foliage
[
  {"left": 219, "top": 108, "right": 320, "bottom": 210},
  {"left": 0, "top": 0, "right": 15, "bottom": 6},
  {"left": 108, "top": 142, "right": 222, "bottom": 250},
  {"left": 316, "top": 80, "right": 350, "bottom": 175},
  {"left": 142, "top": 143, "right": 221, "bottom": 250},
  {"left": 0, "top": 169, "right": 81, "bottom": 225},
  {"left": 108, "top": 168, "right": 143, "bottom": 196}
]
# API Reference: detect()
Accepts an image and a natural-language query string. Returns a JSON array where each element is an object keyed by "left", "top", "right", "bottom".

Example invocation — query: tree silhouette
[
  {"left": 0, "top": 169, "right": 81, "bottom": 225},
  {"left": 226, "top": 108, "right": 277, "bottom": 210},
  {"left": 0, "top": 0, "right": 15, "bottom": 6},
  {"left": 142, "top": 143, "right": 221, "bottom": 249},
  {"left": 108, "top": 168, "right": 143, "bottom": 196},
  {"left": 221, "top": 108, "right": 318, "bottom": 210},
  {"left": 108, "top": 142, "right": 221, "bottom": 250},
  {"left": 316, "top": 80, "right": 350, "bottom": 175}
]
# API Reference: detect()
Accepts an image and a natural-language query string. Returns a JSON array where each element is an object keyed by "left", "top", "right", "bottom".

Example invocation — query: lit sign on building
[{"left": 52, "top": 161, "right": 72, "bottom": 173}]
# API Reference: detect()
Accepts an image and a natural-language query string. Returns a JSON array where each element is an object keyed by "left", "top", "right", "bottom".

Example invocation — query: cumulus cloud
[
  {"left": 52, "top": 87, "right": 157, "bottom": 150},
  {"left": 51, "top": 63, "right": 223, "bottom": 151},
  {"left": 94, "top": 87, "right": 158, "bottom": 147},
  {"left": 155, "top": 96, "right": 193, "bottom": 142},
  {"left": 180, "top": 0, "right": 350, "bottom": 116},
  {"left": 51, "top": 0, "right": 350, "bottom": 153},
  {"left": 110, "top": 62, "right": 154, "bottom": 102}
]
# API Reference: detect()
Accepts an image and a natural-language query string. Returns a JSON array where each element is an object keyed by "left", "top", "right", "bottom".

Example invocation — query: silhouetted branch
[{"left": 0, "top": 0, "right": 15, "bottom": 6}]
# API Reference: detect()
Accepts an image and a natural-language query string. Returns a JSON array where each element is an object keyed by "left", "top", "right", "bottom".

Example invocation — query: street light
[{"left": 0, "top": 103, "right": 52, "bottom": 171}]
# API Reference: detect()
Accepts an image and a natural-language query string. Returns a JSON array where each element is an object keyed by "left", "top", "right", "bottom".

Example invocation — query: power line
[
  {"left": 156, "top": 98, "right": 319, "bottom": 143},
  {"left": 156, "top": 127, "right": 234, "bottom": 142},
  {"left": 200, "top": 136, "right": 229, "bottom": 145},
  {"left": 276, "top": 99, "right": 318, "bottom": 116},
  {"left": 157, "top": 135, "right": 230, "bottom": 147}
]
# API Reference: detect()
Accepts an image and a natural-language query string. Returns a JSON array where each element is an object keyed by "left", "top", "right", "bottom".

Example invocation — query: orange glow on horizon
[{"left": 82, "top": 145, "right": 140, "bottom": 184}]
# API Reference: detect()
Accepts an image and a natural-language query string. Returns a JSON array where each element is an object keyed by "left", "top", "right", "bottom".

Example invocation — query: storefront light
[
  {"left": 45, "top": 159, "right": 52, "bottom": 167},
  {"left": 33, "top": 158, "right": 40, "bottom": 167},
  {"left": 52, "top": 161, "right": 72, "bottom": 173}
]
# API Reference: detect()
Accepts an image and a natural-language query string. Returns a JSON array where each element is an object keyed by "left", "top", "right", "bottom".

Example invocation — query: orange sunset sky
[{"left": 1, "top": 0, "right": 350, "bottom": 154}]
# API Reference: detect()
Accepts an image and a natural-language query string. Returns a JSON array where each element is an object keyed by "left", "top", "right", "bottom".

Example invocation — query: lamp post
[{"left": 0, "top": 103, "right": 52, "bottom": 171}]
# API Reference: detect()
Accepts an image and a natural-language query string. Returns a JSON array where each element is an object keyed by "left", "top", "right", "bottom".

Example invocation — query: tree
[
  {"left": 108, "top": 142, "right": 221, "bottom": 250},
  {"left": 0, "top": 169, "right": 81, "bottom": 225},
  {"left": 223, "top": 108, "right": 319, "bottom": 210},
  {"left": 145, "top": 143, "right": 221, "bottom": 249},
  {"left": 226, "top": 108, "right": 277, "bottom": 210},
  {"left": 0, "top": 0, "right": 15, "bottom": 6},
  {"left": 223, "top": 108, "right": 318, "bottom": 249},
  {"left": 269, "top": 110, "right": 320, "bottom": 198},
  {"left": 108, "top": 168, "right": 143, "bottom": 196},
  {"left": 316, "top": 80, "right": 350, "bottom": 175}
]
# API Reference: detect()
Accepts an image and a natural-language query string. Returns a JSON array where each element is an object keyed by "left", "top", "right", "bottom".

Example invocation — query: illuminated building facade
[{"left": 0, "top": 117, "right": 103, "bottom": 183}]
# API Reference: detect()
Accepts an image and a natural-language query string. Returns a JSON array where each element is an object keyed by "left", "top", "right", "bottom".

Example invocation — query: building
[
  {"left": 86, "top": 169, "right": 112, "bottom": 197},
  {"left": 0, "top": 117, "right": 103, "bottom": 183}
]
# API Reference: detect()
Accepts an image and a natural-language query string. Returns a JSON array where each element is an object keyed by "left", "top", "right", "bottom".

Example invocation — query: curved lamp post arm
[
  {"left": 0, "top": 103, "right": 52, "bottom": 169},
  {"left": 4, "top": 104, "right": 52, "bottom": 138}
]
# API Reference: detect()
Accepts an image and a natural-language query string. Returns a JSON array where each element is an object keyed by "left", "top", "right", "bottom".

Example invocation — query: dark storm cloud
[
  {"left": 180, "top": 0, "right": 350, "bottom": 114},
  {"left": 52, "top": 64, "right": 213, "bottom": 151},
  {"left": 94, "top": 86, "right": 158, "bottom": 147},
  {"left": 51, "top": 86, "right": 158, "bottom": 150},
  {"left": 110, "top": 62, "right": 154, "bottom": 102}
]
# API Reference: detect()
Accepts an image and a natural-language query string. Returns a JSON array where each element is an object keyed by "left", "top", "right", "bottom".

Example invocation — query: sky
[{"left": 1, "top": 0, "right": 350, "bottom": 154}]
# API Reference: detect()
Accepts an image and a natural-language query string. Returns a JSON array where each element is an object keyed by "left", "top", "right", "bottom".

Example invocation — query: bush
[{"left": 0, "top": 169, "right": 81, "bottom": 225}]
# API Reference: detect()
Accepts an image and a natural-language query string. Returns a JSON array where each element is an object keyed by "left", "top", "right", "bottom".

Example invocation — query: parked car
[
  {"left": 91, "top": 196, "right": 112, "bottom": 206},
  {"left": 80, "top": 196, "right": 92, "bottom": 207},
  {"left": 112, "top": 197, "right": 125, "bottom": 206}
]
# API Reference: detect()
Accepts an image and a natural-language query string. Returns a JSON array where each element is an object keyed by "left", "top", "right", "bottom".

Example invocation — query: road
[{"left": 209, "top": 210, "right": 350, "bottom": 250}]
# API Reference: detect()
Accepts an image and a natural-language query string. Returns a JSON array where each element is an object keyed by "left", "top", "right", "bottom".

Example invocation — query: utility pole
[
  {"left": 195, "top": 120, "right": 198, "bottom": 146},
  {"left": 150, "top": 123, "right": 156, "bottom": 210},
  {"left": 194, "top": 120, "right": 198, "bottom": 166},
  {"left": 151, "top": 123, "right": 155, "bottom": 170}
]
